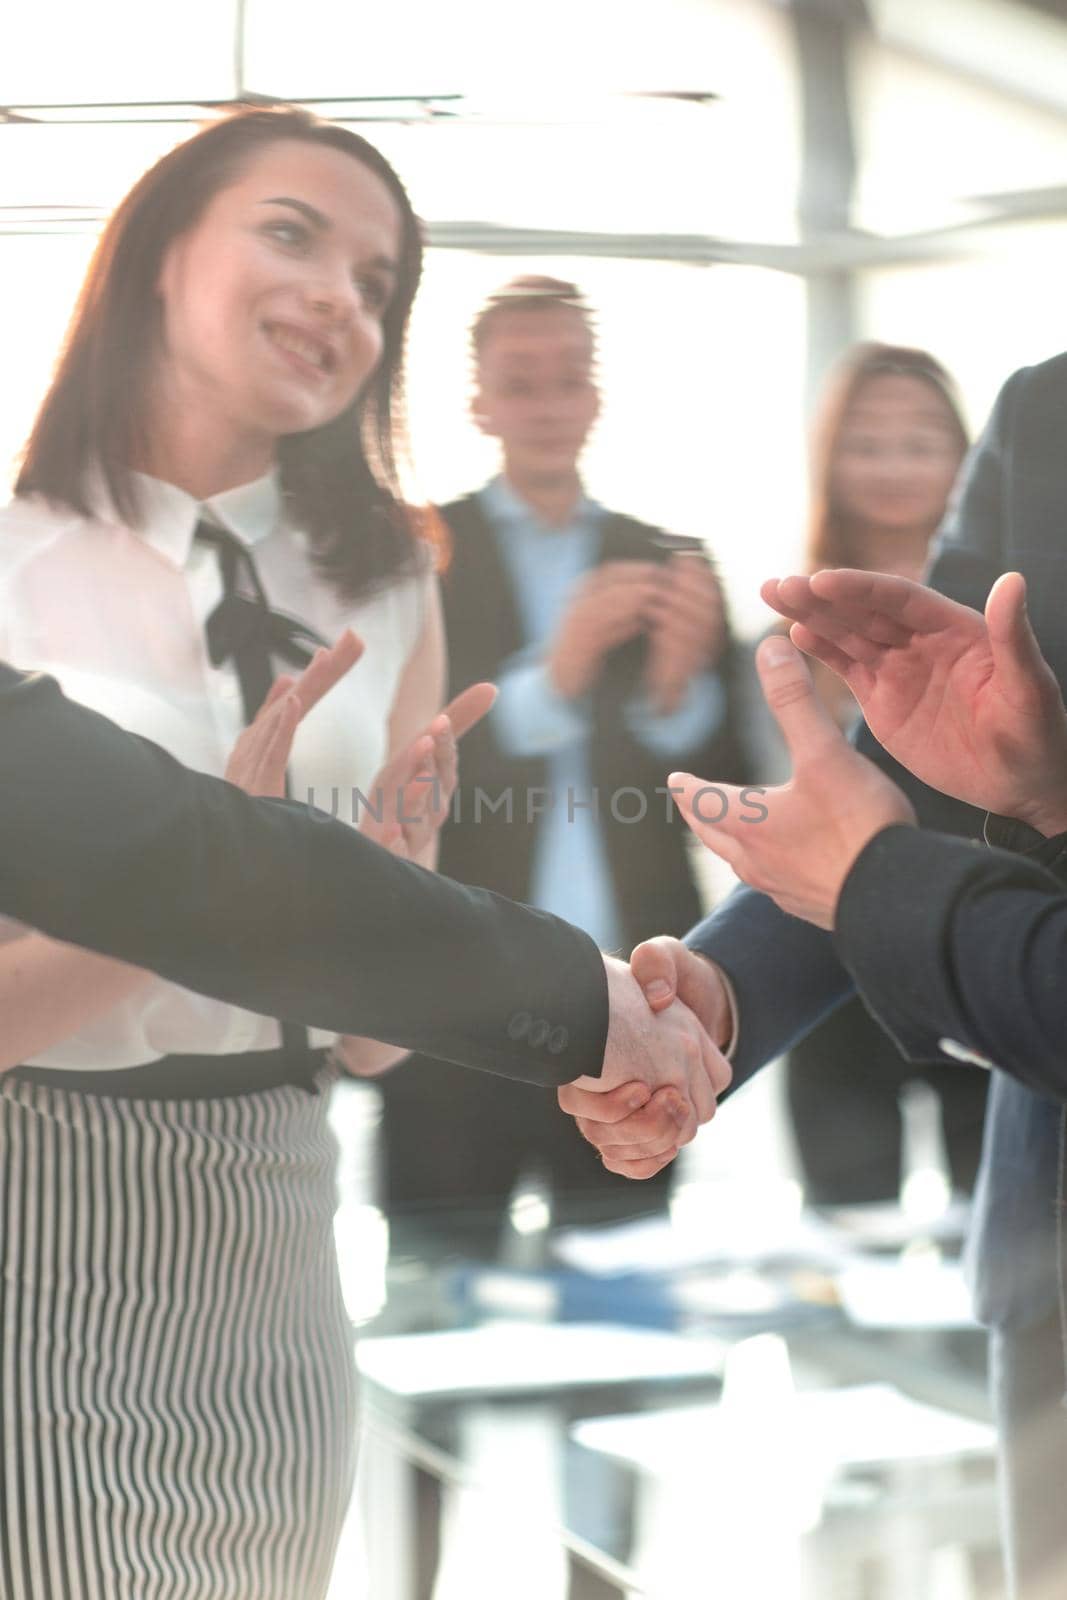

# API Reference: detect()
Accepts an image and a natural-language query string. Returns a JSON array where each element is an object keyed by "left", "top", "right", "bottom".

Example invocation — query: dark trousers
[
  {"left": 992, "top": 1308, "right": 1067, "bottom": 1600},
  {"left": 379, "top": 1055, "right": 669, "bottom": 1221},
  {"left": 787, "top": 996, "right": 989, "bottom": 1204}
]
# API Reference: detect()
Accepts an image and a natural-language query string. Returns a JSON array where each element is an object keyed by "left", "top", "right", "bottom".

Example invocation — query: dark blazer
[
  {"left": 836, "top": 822, "right": 1067, "bottom": 1090},
  {"left": 437, "top": 493, "right": 752, "bottom": 948},
  {"left": 835, "top": 820, "right": 1067, "bottom": 1329},
  {"left": 687, "top": 353, "right": 1067, "bottom": 1329},
  {"left": 0, "top": 664, "right": 608, "bottom": 1088},
  {"left": 377, "top": 492, "right": 751, "bottom": 1210}
]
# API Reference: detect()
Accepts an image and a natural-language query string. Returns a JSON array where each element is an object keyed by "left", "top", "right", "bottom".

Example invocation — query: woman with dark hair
[
  {"left": 0, "top": 107, "right": 456, "bottom": 1597},
  {"left": 781, "top": 341, "right": 988, "bottom": 1205}
]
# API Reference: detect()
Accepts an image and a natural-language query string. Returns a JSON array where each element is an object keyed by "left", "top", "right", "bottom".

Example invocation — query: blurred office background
[
  {"left": 4, "top": 1, "right": 1067, "bottom": 1594},
  {"left": 6, "top": 0, "right": 1067, "bottom": 629}
]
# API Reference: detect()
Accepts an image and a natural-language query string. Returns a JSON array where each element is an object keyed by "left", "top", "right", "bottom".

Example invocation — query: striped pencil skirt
[{"left": 0, "top": 1071, "right": 359, "bottom": 1600}]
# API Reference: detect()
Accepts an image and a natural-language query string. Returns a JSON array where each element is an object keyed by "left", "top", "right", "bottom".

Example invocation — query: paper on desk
[
  {"left": 835, "top": 1256, "right": 977, "bottom": 1329},
  {"left": 553, "top": 1205, "right": 855, "bottom": 1279},
  {"left": 827, "top": 1197, "right": 971, "bottom": 1249},
  {"left": 356, "top": 1321, "right": 725, "bottom": 1397},
  {"left": 571, "top": 1383, "right": 995, "bottom": 1474}
]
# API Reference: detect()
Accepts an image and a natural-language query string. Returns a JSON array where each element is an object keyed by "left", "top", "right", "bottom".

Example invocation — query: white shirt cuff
[
  {"left": 702, "top": 956, "right": 740, "bottom": 1058},
  {"left": 490, "top": 657, "right": 590, "bottom": 757}
]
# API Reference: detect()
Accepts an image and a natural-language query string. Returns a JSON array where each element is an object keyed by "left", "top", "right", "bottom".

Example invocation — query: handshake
[{"left": 559, "top": 942, "right": 734, "bottom": 1181}]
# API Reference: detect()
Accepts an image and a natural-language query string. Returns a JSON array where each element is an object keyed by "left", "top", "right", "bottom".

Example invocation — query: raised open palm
[
  {"left": 359, "top": 681, "right": 497, "bottom": 858},
  {"left": 762, "top": 569, "right": 1067, "bottom": 832},
  {"left": 225, "top": 631, "right": 364, "bottom": 797}
]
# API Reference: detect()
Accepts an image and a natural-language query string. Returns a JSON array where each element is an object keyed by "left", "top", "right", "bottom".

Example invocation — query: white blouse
[{"left": 0, "top": 470, "right": 432, "bottom": 1068}]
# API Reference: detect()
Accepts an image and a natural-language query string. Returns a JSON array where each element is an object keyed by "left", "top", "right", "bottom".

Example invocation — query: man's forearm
[
  {"left": 0, "top": 667, "right": 609, "bottom": 1086},
  {"left": 835, "top": 825, "right": 1067, "bottom": 1100},
  {"left": 684, "top": 883, "right": 855, "bottom": 1087}
]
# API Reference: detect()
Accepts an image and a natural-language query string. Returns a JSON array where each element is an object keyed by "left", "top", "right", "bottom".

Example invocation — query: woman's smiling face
[
  {"left": 831, "top": 372, "right": 964, "bottom": 538},
  {"left": 155, "top": 138, "right": 402, "bottom": 457}
]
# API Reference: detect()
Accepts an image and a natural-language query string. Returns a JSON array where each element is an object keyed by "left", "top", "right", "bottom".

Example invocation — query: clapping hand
[
  {"left": 547, "top": 561, "right": 665, "bottom": 699},
  {"left": 669, "top": 635, "right": 915, "bottom": 929},
  {"left": 359, "top": 681, "right": 497, "bottom": 859},
  {"left": 225, "top": 631, "right": 365, "bottom": 796},
  {"left": 763, "top": 568, "right": 1067, "bottom": 837},
  {"left": 644, "top": 553, "right": 726, "bottom": 714},
  {"left": 317, "top": 674, "right": 496, "bottom": 1080}
]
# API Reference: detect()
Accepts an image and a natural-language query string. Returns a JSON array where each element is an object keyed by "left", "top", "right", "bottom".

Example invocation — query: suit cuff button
[{"left": 507, "top": 1011, "right": 532, "bottom": 1041}]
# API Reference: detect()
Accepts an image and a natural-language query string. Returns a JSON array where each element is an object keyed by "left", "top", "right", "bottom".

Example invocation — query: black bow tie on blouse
[
  {"left": 194, "top": 520, "right": 329, "bottom": 720},
  {"left": 193, "top": 517, "right": 324, "bottom": 1073}
]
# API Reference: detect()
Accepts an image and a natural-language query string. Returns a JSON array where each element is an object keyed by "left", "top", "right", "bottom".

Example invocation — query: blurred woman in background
[
  {"left": 782, "top": 343, "right": 986, "bottom": 1205},
  {"left": 801, "top": 342, "right": 969, "bottom": 727}
]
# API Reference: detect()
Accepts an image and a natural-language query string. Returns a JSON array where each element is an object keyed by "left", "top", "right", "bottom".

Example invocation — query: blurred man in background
[{"left": 380, "top": 276, "right": 751, "bottom": 1225}]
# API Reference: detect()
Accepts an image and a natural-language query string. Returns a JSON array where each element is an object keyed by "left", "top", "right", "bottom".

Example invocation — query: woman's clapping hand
[{"left": 224, "top": 630, "right": 365, "bottom": 797}]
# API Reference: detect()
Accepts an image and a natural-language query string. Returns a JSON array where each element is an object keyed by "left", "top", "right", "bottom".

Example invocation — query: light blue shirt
[{"left": 482, "top": 478, "right": 725, "bottom": 952}]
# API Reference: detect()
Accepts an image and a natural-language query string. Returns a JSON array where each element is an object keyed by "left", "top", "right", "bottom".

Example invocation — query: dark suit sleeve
[
  {"left": 0, "top": 667, "right": 608, "bottom": 1088},
  {"left": 835, "top": 825, "right": 1067, "bottom": 1102},
  {"left": 685, "top": 370, "right": 1025, "bottom": 1087}
]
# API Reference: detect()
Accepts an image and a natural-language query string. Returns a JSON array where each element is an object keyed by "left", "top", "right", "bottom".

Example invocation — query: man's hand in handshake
[{"left": 557, "top": 945, "right": 734, "bottom": 1179}]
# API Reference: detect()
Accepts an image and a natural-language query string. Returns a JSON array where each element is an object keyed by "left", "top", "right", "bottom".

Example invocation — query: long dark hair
[
  {"left": 17, "top": 106, "right": 434, "bottom": 600},
  {"left": 806, "top": 342, "right": 969, "bottom": 571}
]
